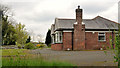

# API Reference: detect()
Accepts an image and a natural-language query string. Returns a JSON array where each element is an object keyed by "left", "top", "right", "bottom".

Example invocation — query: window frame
[
  {"left": 98, "top": 32, "right": 106, "bottom": 41},
  {"left": 51, "top": 35, "right": 55, "bottom": 44},
  {"left": 55, "top": 31, "right": 63, "bottom": 43}
]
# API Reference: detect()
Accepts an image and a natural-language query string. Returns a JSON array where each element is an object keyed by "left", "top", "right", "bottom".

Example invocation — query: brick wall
[
  {"left": 51, "top": 31, "right": 115, "bottom": 50},
  {"left": 51, "top": 43, "right": 63, "bottom": 50},
  {"left": 85, "top": 32, "right": 114, "bottom": 50},
  {"left": 73, "top": 24, "right": 85, "bottom": 50},
  {"left": 73, "top": 6, "right": 85, "bottom": 50},
  {"left": 63, "top": 32, "right": 72, "bottom": 50}
]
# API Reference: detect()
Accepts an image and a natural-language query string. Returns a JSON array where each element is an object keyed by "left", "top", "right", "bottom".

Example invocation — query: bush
[
  {"left": 36, "top": 44, "right": 45, "bottom": 48},
  {"left": 17, "top": 44, "right": 22, "bottom": 49},
  {"left": 38, "top": 42, "right": 44, "bottom": 44},
  {"left": 24, "top": 42, "right": 35, "bottom": 49},
  {"left": 48, "top": 44, "right": 51, "bottom": 47}
]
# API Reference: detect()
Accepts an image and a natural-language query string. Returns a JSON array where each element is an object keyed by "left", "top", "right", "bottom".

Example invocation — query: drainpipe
[{"left": 72, "top": 30, "right": 74, "bottom": 50}]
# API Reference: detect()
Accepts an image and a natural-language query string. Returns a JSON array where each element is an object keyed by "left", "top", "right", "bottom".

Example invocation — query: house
[{"left": 51, "top": 6, "right": 118, "bottom": 51}]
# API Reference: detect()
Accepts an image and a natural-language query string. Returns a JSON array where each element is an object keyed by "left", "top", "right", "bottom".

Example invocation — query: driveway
[{"left": 30, "top": 48, "right": 117, "bottom": 66}]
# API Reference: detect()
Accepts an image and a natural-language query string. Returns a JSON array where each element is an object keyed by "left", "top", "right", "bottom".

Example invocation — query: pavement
[{"left": 30, "top": 48, "right": 118, "bottom": 66}]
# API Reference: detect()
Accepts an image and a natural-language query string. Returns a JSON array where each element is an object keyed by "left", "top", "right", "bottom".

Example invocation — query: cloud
[
  {"left": 99, "top": 3, "right": 118, "bottom": 22},
  {"left": 1, "top": 0, "right": 119, "bottom": 42}
]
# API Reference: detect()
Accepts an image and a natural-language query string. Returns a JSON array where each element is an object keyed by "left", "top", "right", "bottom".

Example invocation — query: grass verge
[{"left": 2, "top": 49, "right": 74, "bottom": 66}]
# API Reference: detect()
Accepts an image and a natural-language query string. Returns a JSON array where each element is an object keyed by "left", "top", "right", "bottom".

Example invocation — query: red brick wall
[
  {"left": 73, "top": 24, "right": 85, "bottom": 50},
  {"left": 51, "top": 43, "right": 63, "bottom": 50},
  {"left": 63, "top": 32, "right": 72, "bottom": 50},
  {"left": 73, "top": 6, "right": 85, "bottom": 50},
  {"left": 85, "top": 32, "right": 114, "bottom": 50}
]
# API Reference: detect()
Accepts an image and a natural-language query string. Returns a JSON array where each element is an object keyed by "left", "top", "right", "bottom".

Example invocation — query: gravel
[{"left": 29, "top": 48, "right": 117, "bottom": 66}]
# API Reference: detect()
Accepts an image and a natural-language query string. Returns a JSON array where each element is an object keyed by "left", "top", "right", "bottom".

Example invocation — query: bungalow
[{"left": 51, "top": 6, "right": 118, "bottom": 50}]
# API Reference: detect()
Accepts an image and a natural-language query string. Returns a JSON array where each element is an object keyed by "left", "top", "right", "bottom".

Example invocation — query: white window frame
[
  {"left": 59, "top": 32, "right": 62, "bottom": 43},
  {"left": 55, "top": 31, "right": 63, "bottom": 43},
  {"left": 98, "top": 32, "right": 106, "bottom": 41},
  {"left": 51, "top": 35, "right": 55, "bottom": 44},
  {"left": 55, "top": 33, "right": 58, "bottom": 43}
]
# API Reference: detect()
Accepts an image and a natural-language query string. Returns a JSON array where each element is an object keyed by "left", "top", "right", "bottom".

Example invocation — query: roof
[
  {"left": 51, "top": 24, "right": 55, "bottom": 34},
  {"left": 51, "top": 16, "right": 118, "bottom": 34},
  {"left": 55, "top": 18, "right": 75, "bottom": 30}
]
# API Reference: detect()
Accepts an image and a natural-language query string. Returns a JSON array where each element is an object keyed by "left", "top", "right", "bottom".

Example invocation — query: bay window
[
  {"left": 51, "top": 35, "right": 55, "bottom": 44},
  {"left": 55, "top": 31, "right": 62, "bottom": 43}
]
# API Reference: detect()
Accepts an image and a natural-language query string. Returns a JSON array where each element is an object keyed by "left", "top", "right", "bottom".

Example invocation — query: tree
[
  {"left": 45, "top": 29, "right": 51, "bottom": 46},
  {"left": 26, "top": 36, "right": 31, "bottom": 43},
  {"left": 0, "top": 4, "right": 29, "bottom": 46},
  {"left": 107, "top": 24, "right": 120, "bottom": 68},
  {"left": 14, "top": 23, "right": 28, "bottom": 46},
  {"left": 117, "top": 24, "right": 120, "bottom": 68},
  {"left": 0, "top": 4, "right": 16, "bottom": 45},
  {"left": 2, "top": 16, "right": 16, "bottom": 45}
]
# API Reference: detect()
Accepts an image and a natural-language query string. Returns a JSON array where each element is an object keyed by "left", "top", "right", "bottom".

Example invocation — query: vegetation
[
  {"left": 45, "top": 29, "right": 51, "bottom": 47},
  {"left": 0, "top": 4, "right": 15, "bottom": 45},
  {"left": 2, "top": 58, "right": 73, "bottom": 66},
  {"left": 14, "top": 23, "right": 28, "bottom": 46},
  {"left": 105, "top": 25, "right": 120, "bottom": 67},
  {"left": 1, "top": 4, "right": 29, "bottom": 46},
  {"left": 117, "top": 25, "right": 120, "bottom": 68},
  {"left": 2, "top": 49, "right": 73, "bottom": 66},
  {"left": 17, "top": 44, "right": 22, "bottom": 49},
  {"left": 2, "top": 49, "right": 27, "bottom": 56},
  {"left": 36, "top": 44, "right": 45, "bottom": 48},
  {"left": 24, "top": 42, "right": 35, "bottom": 49},
  {"left": 26, "top": 36, "right": 31, "bottom": 43},
  {"left": 2, "top": 13, "right": 16, "bottom": 45}
]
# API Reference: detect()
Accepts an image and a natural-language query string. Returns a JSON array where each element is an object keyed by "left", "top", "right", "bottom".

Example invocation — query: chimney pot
[{"left": 78, "top": 5, "right": 80, "bottom": 9}]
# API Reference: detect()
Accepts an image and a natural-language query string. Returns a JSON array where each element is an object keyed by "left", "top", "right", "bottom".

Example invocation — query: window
[
  {"left": 59, "top": 32, "right": 62, "bottom": 42},
  {"left": 51, "top": 35, "right": 55, "bottom": 44},
  {"left": 55, "top": 31, "right": 62, "bottom": 43},
  {"left": 98, "top": 32, "right": 106, "bottom": 41},
  {"left": 55, "top": 33, "right": 58, "bottom": 43}
]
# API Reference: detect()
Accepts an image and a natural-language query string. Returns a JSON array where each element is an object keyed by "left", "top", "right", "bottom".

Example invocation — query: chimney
[{"left": 76, "top": 5, "right": 82, "bottom": 24}]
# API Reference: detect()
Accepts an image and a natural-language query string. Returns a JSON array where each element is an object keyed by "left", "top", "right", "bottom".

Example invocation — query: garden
[{"left": 2, "top": 43, "right": 74, "bottom": 67}]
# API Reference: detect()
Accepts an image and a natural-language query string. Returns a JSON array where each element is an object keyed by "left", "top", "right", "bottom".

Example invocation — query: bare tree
[
  {"left": 0, "top": 3, "right": 14, "bottom": 17},
  {"left": 37, "top": 34, "right": 43, "bottom": 43}
]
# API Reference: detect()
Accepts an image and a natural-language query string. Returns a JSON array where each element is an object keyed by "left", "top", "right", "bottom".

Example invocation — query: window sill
[
  {"left": 55, "top": 42, "right": 63, "bottom": 44},
  {"left": 51, "top": 42, "right": 63, "bottom": 44},
  {"left": 98, "top": 40, "right": 106, "bottom": 42}
]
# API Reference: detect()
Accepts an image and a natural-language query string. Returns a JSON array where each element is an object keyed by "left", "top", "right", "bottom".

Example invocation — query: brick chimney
[
  {"left": 73, "top": 6, "right": 85, "bottom": 50},
  {"left": 76, "top": 5, "right": 82, "bottom": 25}
]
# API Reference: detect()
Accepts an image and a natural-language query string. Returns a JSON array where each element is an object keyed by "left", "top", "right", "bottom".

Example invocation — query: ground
[{"left": 30, "top": 48, "right": 117, "bottom": 66}]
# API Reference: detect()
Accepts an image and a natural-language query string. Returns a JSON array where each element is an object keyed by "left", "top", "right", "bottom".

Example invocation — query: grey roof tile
[{"left": 51, "top": 16, "right": 118, "bottom": 34}]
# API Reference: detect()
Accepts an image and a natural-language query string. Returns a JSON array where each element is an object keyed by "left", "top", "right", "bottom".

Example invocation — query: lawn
[
  {"left": 2, "top": 49, "right": 27, "bottom": 56},
  {"left": 2, "top": 49, "right": 74, "bottom": 66}
]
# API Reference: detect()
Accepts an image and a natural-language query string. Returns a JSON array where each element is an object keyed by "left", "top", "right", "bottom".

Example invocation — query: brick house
[{"left": 51, "top": 6, "right": 118, "bottom": 51}]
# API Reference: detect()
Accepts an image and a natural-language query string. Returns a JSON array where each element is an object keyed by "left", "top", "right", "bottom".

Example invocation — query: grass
[
  {"left": 2, "top": 58, "right": 73, "bottom": 66},
  {"left": 2, "top": 49, "right": 74, "bottom": 66},
  {"left": 2, "top": 49, "right": 27, "bottom": 56}
]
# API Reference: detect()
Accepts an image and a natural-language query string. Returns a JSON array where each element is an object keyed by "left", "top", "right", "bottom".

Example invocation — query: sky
[{"left": 1, "top": 0, "right": 119, "bottom": 42}]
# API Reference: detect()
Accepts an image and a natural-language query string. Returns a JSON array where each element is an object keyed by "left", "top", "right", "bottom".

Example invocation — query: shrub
[
  {"left": 17, "top": 44, "right": 22, "bottom": 49},
  {"left": 36, "top": 44, "right": 40, "bottom": 48},
  {"left": 40, "top": 44, "right": 45, "bottom": 48},
  {"left": 24, "top": 42, "right": 35, "bottom": 49},
  {"left": 38, "top": 42, "right": 44, "bottom": 44},
  {"left": 36, "top": 44, "right": 45, "bottom": 48},
  {"left": 48, "top": 44, "right": 51, "bottom": 47}
]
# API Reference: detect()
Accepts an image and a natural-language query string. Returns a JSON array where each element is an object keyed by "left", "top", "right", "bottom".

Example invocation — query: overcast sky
[{"left": 1, "top": 0, "right": 119, "bottom": 42}]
